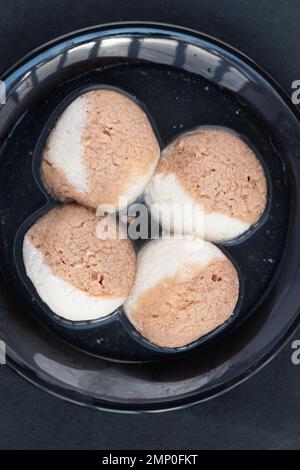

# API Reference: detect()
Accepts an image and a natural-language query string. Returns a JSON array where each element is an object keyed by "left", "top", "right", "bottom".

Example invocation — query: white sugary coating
[
  {"left": 145, "top": 172, "right": 249, "bottom": 242},
  {"left": 124, "top": 237, "right": 225, "bottom": 316},
  {"left": 204, "top": 213, "right": 249, "bottom": 243},
  {"left": 145, "top": 172, "right": 205, "bottom": 237},
  {"left": 23, "top": 236, "right": 124, "bottom": 321},
  {"left": 44, "top": 96, "right": 89, "bottom": 193}
]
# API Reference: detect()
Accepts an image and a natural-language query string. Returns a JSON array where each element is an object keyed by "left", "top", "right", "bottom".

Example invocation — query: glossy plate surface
[{"left": 0, "top": 23, "right": 299, "bottom": 411}]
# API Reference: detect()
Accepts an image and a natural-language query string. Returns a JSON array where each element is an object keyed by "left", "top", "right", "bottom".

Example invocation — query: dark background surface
[{"left": 1, "top": 0, "right": 300, "bottom": 450}]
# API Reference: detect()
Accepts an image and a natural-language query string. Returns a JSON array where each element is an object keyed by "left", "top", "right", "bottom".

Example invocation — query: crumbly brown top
[
  {"left": 27, "top": 204, "right": 136, "bottom": 298},
  {"left": 158, "top": 128, "right": 267, "bottom": 224},
  {"left": 82, "top": 90, "right": 160, "bottom": 208},
  {"left": 129, "top": 257, "right": 239, "bottom": 348}
]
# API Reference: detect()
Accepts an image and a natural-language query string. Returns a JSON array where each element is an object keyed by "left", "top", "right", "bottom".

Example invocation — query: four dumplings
[{"left": 23, "top": 88, "right": 267, "bottom": 348}]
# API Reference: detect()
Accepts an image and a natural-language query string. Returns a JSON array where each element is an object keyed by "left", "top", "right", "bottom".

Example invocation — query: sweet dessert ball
[
  {"left": 23, "top": 204, "right": 136, "bottom": 321},
  {"left": 41, "top": 89, "right": 160, "bottom": 212},
  {"left": 145, "top": 128, "right": 267, "bottom": 242},
  {"left": 124, "top": 237, "right": 239, "bottom": 348}
]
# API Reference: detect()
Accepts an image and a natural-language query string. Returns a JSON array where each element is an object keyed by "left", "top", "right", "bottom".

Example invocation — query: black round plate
[{"left": 0, "top": 23, "right": 299, "bottom": 412}]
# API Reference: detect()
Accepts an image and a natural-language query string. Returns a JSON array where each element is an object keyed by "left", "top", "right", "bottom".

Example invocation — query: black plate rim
[{"left": 6, "top": 317, "right": 300, "bottom": 414}]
